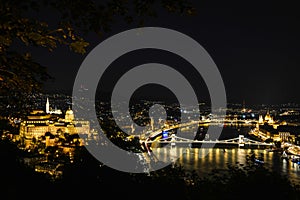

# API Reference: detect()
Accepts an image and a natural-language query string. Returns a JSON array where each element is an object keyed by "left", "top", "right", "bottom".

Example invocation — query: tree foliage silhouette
[{"left": 0, "top": 0, "right": 195, "bottom": 94}]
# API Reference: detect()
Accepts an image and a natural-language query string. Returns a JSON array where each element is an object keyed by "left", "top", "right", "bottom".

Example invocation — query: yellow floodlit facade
[{"left": 19, "top": 99, "right": 90, "bottom": 148}]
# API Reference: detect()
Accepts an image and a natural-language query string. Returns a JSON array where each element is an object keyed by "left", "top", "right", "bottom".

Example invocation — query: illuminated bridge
[
  {"left": 145, "top": 134, "right": 274, "bottom": 148},
  {"left": 129, "top": 118, "right": 258, "bottom": 140},
  {"left": 133, "top": 119, "right": 266, "bottom": 153},
  {"left": 140, "top": 118, "right": 257, "bottom": 141}
]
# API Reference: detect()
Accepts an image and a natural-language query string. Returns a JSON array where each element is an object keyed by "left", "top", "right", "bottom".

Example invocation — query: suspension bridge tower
[{"left": 238, "top": 135, "right": 245, "bottom": 147}]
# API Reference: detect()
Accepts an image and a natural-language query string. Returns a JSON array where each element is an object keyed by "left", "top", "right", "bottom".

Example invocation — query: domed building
[
  {"left": 19, "top": 98, "right": 90, "bottom": 148},
  {"left": 264, "top": 111, "right": 274, "bottom": 124},
  {"left": 65, "top": 107, "right": 74, "bottom": 122},
  {"left": 258, "top": 110, "right": 274, "bottom": 125}
]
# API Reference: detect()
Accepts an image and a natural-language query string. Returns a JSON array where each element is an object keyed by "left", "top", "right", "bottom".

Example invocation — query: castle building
[{"left": 19, "top": 98, "right": 90, "bottom": 148}]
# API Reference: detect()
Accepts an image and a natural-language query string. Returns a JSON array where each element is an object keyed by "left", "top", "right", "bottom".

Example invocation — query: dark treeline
[{"left": 1, "top": 138, "right": 300, "bottom": 200}]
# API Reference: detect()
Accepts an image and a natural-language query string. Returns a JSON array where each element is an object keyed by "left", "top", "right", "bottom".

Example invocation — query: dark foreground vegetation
[{"left": 1, "top": 139, "right": 300, "bottom": 200}]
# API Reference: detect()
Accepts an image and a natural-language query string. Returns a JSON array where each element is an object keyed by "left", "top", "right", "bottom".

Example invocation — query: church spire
[{"left": 46, "top": 97, "right": 50, "bottom": 114}]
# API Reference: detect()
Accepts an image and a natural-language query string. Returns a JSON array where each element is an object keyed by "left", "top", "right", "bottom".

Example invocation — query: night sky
[{"left": 30, "top": 0, "right": 300, "bottom": 106}]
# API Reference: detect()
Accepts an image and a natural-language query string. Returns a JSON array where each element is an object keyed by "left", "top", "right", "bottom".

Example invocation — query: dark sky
[{"left": 31, "top": 0, "right": 300, "bottom": 106}]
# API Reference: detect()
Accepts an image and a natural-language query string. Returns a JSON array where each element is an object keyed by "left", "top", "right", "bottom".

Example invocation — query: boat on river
[{"left": 291, "top": 155, "right": 300, "bottom": 165}]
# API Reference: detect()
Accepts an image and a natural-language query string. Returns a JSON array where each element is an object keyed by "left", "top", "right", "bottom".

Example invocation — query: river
[
  {"left": 154, "top": 147, "right": 300, "bottom": 185},
  {"left": 151, "top": 125, "right": 300, "bottom": 186}
]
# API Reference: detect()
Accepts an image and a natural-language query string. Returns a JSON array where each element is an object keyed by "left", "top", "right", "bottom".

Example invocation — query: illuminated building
[
  {"left": 258, "top": 115, "right": 264, "bottom": 124},
  {"left": 19, "top": 99, "right": 90, "bottom": 148},
  {"left": 46, "top": 98, "right": 50, "bottom": 114},
  {"left": 258, "top": 110, "right": 274, "bottom": 125},
  {"left": 64, "top": 107, "right": 74, "bottom": 122},
  {"left": 45, "top": 97, "right": 62, "bottom": 115}
]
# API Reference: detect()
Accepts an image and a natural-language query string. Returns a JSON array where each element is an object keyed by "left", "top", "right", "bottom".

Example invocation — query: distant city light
[{"left": 162, "top": 131, "right": 168, "bottom": 138}]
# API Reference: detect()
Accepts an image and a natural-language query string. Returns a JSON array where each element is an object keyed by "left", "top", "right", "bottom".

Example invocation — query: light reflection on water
[{"left": 153, "top": 147, "right": 300, "bottom": 185}]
